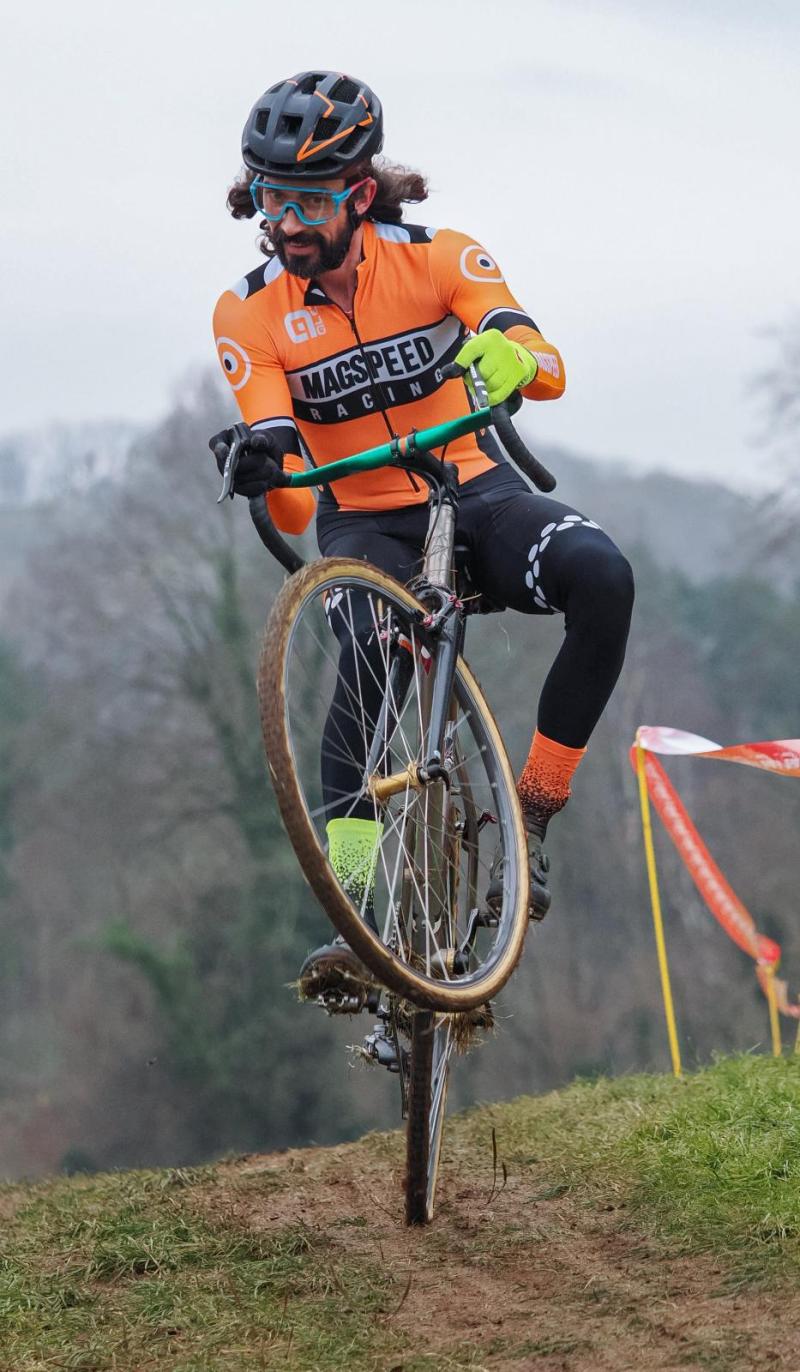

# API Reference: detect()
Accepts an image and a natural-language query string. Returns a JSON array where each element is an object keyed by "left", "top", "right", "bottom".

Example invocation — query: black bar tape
[
  {"left": 248, "top": 495, "right": 305, "bottom": 574},
  {"left": 491, "top": 403, "right": 556, "bottom": 493}
]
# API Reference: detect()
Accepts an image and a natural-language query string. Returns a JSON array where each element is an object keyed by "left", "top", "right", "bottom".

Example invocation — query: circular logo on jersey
[
  {"left": 459, "top": 244, "right": 505, "bottom": 284},
  {"left": 216, "top": 336, "right": 251, "bottom": 391}
]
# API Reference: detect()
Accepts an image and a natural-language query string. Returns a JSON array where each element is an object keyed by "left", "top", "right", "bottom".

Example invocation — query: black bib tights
[{"left": 317, "top": 464, "right": 634, "bottom": 822}]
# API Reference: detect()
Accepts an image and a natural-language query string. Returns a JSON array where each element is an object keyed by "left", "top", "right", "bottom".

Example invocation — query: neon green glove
[{"left": 454, "top": 329, "right": 538, "bottom": 405}]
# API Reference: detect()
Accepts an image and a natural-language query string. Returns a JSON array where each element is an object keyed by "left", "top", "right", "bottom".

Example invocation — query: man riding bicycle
[{"left": 211, "top": 71, "right": 634, "bottom": 997}]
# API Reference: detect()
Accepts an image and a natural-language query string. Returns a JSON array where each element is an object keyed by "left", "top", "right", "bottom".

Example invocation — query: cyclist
[{"left": 211, "top": 71, "right": 634, "bottom": 995}]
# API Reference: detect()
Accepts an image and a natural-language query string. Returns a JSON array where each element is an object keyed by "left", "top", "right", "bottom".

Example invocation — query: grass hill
[{"left": 3, "top": 1054, "right": 800, "bottom": 1372}]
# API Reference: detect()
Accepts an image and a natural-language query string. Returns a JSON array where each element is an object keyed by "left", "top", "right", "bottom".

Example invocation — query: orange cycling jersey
[{"left": 213, "top": 221, "right": 565, "bottom": 532}]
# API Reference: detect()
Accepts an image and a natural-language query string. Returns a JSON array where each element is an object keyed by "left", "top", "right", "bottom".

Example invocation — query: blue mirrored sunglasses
[{"left": 249, "top": 179, "right": 367, "bottom": 226}]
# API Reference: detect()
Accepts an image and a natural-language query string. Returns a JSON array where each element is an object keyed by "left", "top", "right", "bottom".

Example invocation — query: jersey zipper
[{"left": 333, "top": 287, "right": 421, "bottom": 494}]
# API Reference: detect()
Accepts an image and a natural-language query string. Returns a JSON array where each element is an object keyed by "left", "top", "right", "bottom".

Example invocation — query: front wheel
[{"left": 258, "top": 557, "right": 529, "bottom": 1012}]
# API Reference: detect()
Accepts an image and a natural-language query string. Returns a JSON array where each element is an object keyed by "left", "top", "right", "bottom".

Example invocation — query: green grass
[
  {"left": 0, "top": 1167, "right": 398, "bottom": 1371},
  {"left": 451, "top": 1051, "right": 800, "bottom": 1280},
  {"left": 2, "top": 1055, "right": 800, "bottom": 1369}
]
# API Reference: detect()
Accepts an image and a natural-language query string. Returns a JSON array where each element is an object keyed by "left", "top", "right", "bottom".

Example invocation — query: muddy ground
[{"left": 198, "top": 1127, "right": 800, "bottom": 1372}]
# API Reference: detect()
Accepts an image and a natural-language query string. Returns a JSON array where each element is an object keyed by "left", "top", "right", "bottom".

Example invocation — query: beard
[{"left": 271, "top": 204, "right": 360, "bottom": 279}]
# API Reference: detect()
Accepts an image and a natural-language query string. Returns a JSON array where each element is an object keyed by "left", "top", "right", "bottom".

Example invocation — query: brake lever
[
  {"left": 468, "top": 361, "right": 489, "bottom": 409},
  {"left": 216, "top": 422, "right": 252, "bottom": 503},
  {"left": 440, "top": 362, "right": 556, "bottom": 492},
  {"left": 442, "top": 359, "right": 521, "bottom": 407}
]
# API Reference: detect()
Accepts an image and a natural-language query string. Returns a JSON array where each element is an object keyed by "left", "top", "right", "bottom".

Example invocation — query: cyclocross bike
[{"left": 218, "top": 369, "right": 556, "bottom": 1224}]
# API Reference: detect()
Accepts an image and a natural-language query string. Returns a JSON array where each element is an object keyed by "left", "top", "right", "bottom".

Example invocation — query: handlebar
[
  {"left": 216, "top": 384, "right": 556, "bottom": 571},
  {"left": 491, "top": 402, "right": 556, "bottom": 494},
  {"left": 248, "top": 488, "right": 304, "bottom": 574}
]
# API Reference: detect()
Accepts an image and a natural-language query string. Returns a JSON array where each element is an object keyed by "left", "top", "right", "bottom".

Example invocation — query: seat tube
[
  {"left": 415, "top": 492, "right": 461, "bottom": 966},
  {"left": 423, "top": 500, "right": 456, "bottom": 590}
]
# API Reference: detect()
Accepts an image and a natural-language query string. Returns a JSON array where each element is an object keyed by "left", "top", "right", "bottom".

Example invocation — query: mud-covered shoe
[
  {"left": 485, "top": 823, "right": 551, "bottom": 922},
  {"left": 297, "top": 935, "right": 378, "bottom": 1013}
]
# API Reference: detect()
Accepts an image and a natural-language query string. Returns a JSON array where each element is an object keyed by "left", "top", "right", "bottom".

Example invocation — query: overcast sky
[{"left": 2, "top": 0, "right": 798, "bottom": 490}]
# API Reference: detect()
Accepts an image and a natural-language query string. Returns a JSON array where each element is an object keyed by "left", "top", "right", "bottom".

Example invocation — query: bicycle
[{"left": 218, "top": 373, "right": 557, "bottom": 1223}]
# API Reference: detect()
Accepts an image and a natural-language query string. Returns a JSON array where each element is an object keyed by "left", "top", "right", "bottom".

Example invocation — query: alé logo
[{"left": 284, "top": 308, "right": 326, "bottom": 344}]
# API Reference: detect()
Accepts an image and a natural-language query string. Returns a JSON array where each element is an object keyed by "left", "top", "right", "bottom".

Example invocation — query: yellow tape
[{"left": 635, "top": 737, "right": 682, "bottom": 1078}]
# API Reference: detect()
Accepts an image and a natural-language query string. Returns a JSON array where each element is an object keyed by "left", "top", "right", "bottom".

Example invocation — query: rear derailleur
[{"left": 358, "top": 1003, "right": 408, "bottom": 1075}]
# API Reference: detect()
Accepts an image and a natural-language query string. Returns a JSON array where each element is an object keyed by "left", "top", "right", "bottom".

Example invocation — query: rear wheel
[
  {"left": 405, "top": 1012, "right": 453, "bottom": 1224},
  {"left": 258, "top": 557, "right": 529, "bottom": 1012}
]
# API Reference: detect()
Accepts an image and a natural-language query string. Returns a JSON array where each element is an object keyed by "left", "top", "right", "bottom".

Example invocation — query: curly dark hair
[{"left": 226, "top": 157, "right": 429, "bottom": 256}]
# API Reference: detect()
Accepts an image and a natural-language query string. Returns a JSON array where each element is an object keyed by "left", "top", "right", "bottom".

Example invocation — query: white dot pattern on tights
[{"left": 525, "top": 515, "right": 604, "bottom": 610}]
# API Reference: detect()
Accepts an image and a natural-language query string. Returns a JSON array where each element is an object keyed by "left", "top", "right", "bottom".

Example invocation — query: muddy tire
[{"left": 405, "top": 1012, "right": 452, "bottom": 1225}]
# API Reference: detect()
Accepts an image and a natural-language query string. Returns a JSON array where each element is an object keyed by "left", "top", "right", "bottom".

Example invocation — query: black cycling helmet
[{"left": 241, "top": 70, "right": 383, "bottom": 181}]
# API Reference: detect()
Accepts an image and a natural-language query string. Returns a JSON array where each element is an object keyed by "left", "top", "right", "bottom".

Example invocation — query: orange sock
[{"left": 517, "top": 730, "right": 587, "bottom": 833}]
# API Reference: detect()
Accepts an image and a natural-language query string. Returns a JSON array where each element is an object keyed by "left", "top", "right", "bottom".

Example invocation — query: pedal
[
  {"left": 304, "top": 977, "right": 380, "bottom": 1017},
  {"left": 316, "top": 986, "right": 371, "bottom": 1016},
  {"left": 301, "top": 971, "right": 374, "bottom": 1015},
  {"left": 297, "top": 941, "right": 378, "bottom": 1014}
]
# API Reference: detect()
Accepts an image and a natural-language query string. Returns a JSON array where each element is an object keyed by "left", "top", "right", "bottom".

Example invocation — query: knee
[
  {"left": 563, "top": 540, "right": 635, "bottom": 633},
  {"left": 595, "top": 546, "right": 635, "bottom": 619}
]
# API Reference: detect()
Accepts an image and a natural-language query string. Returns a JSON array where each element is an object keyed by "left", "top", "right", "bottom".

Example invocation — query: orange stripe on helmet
[
  {"left": 296, "top": 85, "right": 372, "bottom": 162},
  {"left": 313, "top": 89, "right": 335, "bottom": 117},
  {"left": 357, "top": 93, "right": 373, "bottom": 128}
]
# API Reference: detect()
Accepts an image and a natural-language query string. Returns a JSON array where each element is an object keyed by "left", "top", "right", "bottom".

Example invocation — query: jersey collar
[{"left": 301, "top": 222, "right": 377, "bottom": 307}]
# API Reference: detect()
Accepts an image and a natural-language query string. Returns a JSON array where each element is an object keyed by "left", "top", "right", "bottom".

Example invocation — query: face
[{"left": 266, "top": 176, "right": 376, "bottom": 278}]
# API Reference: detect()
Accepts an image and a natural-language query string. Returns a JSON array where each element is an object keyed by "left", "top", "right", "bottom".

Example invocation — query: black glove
[{"left": 209, "top": 424, "right": 291, "bottom": 498}]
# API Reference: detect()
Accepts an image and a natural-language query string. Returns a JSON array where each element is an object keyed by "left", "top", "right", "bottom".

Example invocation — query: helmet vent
[
  {"left": 280, "top": 114, "right": 303, "bottom": 135},
  {"left": 255, "top": 109, "right": 271, "bottom": 135},
  {"left": 297, "top": 73, "right": 320, "bottom": 94},
  {"left": 330, "top": 76, "right": 359, "bottom": 103},
  {"left": 315, "top": 116, "right": 341, "bottom": 140}
]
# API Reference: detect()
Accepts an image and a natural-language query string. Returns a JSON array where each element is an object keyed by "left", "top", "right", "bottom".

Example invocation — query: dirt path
[{"left": 199, "top": 1132, "right": 800, "bottom": 1372}]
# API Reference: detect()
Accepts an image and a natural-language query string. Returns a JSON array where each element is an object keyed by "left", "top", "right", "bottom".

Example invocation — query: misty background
[{"left": 0, "top": 1, "right": 798, "bottom": 1178}]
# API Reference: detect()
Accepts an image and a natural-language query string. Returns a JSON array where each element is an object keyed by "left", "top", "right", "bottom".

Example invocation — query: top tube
[{"left": 284, "top": 406, "right": 492, "bottom": 489}]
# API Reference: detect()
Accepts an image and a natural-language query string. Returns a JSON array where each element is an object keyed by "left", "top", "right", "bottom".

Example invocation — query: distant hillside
[
  {"left": 539, "top": 443, "right": 798, "bottom": 590},
  {"left": 0, "top": 415, "right": 795, "bottom": 620}
]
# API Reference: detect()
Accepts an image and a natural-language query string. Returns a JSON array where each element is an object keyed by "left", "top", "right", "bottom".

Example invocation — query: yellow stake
[
  {"left": 635, "top": 737, "right": 682, "bottom": 1078},
  {"left": 763, "top": 966, "right": 782, "bottom": 1058}
]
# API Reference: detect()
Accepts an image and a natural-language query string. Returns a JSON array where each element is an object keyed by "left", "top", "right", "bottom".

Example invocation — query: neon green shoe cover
[{"left": 326, "top": 817, "right": 384, "bottom": 911}]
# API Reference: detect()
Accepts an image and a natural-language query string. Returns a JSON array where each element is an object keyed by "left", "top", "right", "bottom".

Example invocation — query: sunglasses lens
[{"left": 253, "top": 185, "right": 340, "bottom": 224}]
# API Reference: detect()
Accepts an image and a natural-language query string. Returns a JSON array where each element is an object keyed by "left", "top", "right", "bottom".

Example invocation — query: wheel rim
[{"left": 426, "top": 1018, "right": 453, "bottom": 1219}]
